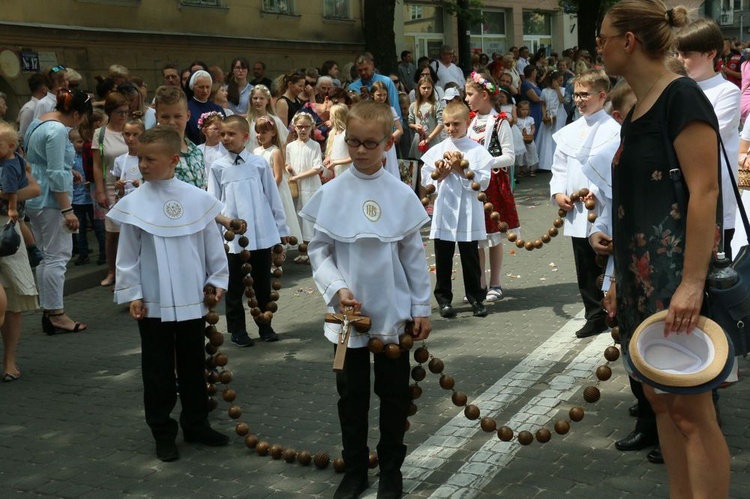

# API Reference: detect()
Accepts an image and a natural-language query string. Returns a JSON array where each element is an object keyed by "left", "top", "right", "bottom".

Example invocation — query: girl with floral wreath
[{"left": 465, "top": 72, "right": 519, "bottom": 301}]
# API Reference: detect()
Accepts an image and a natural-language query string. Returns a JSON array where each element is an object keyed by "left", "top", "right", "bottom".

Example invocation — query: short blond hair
[
  {"left": 138, "top": 125, "right": 181, "bottom": 156},
  {"left": 346, "top": 101, "right": 392, "bottom": 137},
  {"left": 154, "top": 85, "right": 187, "bottom": 110},
  {"left": 572, "top": 69, "right": 611, "bottom": 93},
  {"left": 0, "top": 122, "right": 19, "bottom": 145},
  {"left": 442, "top": 101, "right": 470, "bottom": 122}
]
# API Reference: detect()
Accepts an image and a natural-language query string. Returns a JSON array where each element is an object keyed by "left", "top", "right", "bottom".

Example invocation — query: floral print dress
[{"left": 612, "top": 78, "right": 719, "bottom": 355}]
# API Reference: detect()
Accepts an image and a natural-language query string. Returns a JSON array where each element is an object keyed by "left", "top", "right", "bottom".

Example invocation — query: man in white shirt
[
  {"left": 433, "top": 45, "right": 465, "bottom": 89},
  {"left": 516, "top": 47, "right": 530, "bottom": 78},
  {"left": 17, "top": 74, "right": 48, "bottom": 146}
]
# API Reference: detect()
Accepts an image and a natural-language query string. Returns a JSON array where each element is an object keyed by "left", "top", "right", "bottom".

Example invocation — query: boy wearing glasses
[
  {"left": 300, "top": 102, "right": 431, "bottom": 499},
  {"left": 549, "top": 69, "right": 620, "bottom": 338}
]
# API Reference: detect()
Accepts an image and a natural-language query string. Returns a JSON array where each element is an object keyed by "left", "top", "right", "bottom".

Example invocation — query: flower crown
[
  {"left": 470, "top": 71, "right": 499, "bottom": 96},
  {"left": 198, "top": 111, "right": 223, "bottom": 128},
  {"left": 292, "top": 110, "right": 315, "bottom": 124},
  {"left": 255, "top": 115, "right": 275, "bottom": 127}
]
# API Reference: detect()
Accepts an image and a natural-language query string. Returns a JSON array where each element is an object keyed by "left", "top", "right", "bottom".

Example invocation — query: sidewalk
[{"left": 1, "top": 173, "right": 749, "bottom": 498}]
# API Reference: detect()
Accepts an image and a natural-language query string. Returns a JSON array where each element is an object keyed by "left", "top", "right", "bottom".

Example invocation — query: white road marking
[{"left": 361, "top": 309, "right": 613, "bottom": 498}]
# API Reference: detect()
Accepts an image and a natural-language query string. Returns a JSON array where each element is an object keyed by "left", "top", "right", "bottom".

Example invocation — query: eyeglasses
[
  {"left": 572, "top": 92, "right": 600, "bottom": 100},
  {"left": 595, "top": 34, "right": 624, "bottom": 49},
  {"left": 344, "top": 136, "right": 388, "bottom": 150}
]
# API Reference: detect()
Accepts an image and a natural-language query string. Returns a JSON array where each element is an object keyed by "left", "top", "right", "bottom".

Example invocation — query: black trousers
[
  {"left": 433, "top": 239, "right": 485, "bottom": 305},
  {"left": 138, "top": 318, "right": 209, "bottom": 443},
  {"left": 225, "top": 248, "right": 272, "bottom": 335},
  {"left": 724, "top": 228, "right": 736, "bottom": 262},
  {"left": 335, "top": 346, "right": 411, "bottom": 474},
  {"left": 629, "top": 377, "right": 657, "bottom": 436},
  {"left": 571, "top": 237, "right": 606, "bottom": 324}
]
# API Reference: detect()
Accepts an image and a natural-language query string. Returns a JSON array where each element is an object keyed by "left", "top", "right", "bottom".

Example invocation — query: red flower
[{"left": 469, "top": 111, "right": 477, "bottom": 120}]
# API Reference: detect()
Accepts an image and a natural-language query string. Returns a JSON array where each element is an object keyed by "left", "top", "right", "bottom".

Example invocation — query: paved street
[{"left": 1, "top": 173, "right": 749, "bottom": 498}]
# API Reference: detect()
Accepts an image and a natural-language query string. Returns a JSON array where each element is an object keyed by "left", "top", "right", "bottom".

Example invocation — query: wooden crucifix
[{"left": 325, "top": 310, "right": 372, "bottom": 372}]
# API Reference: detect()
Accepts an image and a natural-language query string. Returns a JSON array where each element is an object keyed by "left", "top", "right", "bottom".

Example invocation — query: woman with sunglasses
[{"left": 24, "top": 89, "right": 93, "bottom": 335}]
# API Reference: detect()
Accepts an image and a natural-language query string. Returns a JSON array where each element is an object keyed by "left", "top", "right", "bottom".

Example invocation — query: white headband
[{"left": 188, "top": 70, "right": 212, "bottom": 90}]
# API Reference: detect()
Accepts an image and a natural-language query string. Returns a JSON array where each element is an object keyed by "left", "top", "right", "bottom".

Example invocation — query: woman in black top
[
  {"left": 275, "top": 73, "right": 305, "bottom": 128},
  {"left": 598, "top": 1, "right": 729, "bottom": 497}
]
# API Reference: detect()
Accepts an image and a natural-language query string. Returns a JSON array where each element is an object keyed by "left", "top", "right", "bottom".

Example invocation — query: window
[
  {"left": 470, "top": 10, "right": 507, "bottom": 55},
  {"left": 263, "top": 0, "right": 293, "bottom": 14},
  {"left": 522, "top": 11, "right": 552, "bottom": 54},
  {"left": 404, "top": 3, "right": 444, "bottom": 59},
  {"left": 324, "top": 0, "right": 350, "bottom": 19},
  {"left": 182, "top": 0, "right": 220, "bottom": 5},
  {"left": 410, "top": 6, "right": 424, "bottom": 20}
]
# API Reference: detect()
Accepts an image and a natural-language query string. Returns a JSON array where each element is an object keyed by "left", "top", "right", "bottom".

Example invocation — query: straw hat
[{"left": 627, "top": 310, "right": 734, "bottom": 394}]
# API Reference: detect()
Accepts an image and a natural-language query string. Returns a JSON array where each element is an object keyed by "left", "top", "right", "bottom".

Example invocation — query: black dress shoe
[
  {"left": 628, "top": 402, "right": 639, "bottom": 417},
  {"left": 334, "top": 472, "right": 369, "bottom": 499},
  {"left": 647, "top": 446, "right": 664, "bottom": 464},
  {"left": 575, "top": 320, "right": 608, "bottom": 338},
  {"left": 259, "top": 327, "right": 280, "bottom": 342},
  {"left": 615, "top": 430, "right": 658, "bottom": 451},
  {"left": 438, "top": 303, "right": 455, "bottom": 318},
  {"left": 183, "top": 427, "right": 230, "bottom": 446},
  {"left": 471, "top": 301, "right": 488, "bottom": 317},
  {"left": 377, "top": 470, "right": 403, "bottom": 498},
  {"left": 155, "top": 440, "right": 179, "bottom": 462}
]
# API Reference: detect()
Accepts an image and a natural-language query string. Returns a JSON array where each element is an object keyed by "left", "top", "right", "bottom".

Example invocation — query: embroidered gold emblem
[{"left": 363, "top": 200, "right": 381, "bottom": 222}]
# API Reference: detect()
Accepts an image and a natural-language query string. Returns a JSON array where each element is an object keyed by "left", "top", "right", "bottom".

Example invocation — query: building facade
[{"left": 0, "top": 0, "right": 569, "bottom": 119}]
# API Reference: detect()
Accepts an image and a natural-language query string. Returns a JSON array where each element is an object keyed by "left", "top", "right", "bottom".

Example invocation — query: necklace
[{"left": 634, "top": 69, "right": 668, "bottom": 114}]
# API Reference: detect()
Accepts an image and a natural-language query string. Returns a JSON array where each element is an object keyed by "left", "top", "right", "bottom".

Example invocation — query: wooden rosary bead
[
  {"left": 464, "top": 404, "right": 480, "bottom": 420},
  {"left": 245, "top": 434, "right": 259, "bottom": 449},
  {"left": 272, "top": 256, "right": 284, "bottom": 267},
  {"left": 247, "top": 298, "right": 259, "bottom": 309},
  {"left": 611, "top": 326, "right": 621, "bottom": 343},
  {"left": 517, "top": 430, "right": 533, "bottom": 446},
  {"left": 228, "top": 405, "right": 242, "bottom": 419},
  {"left": 207, "top": 396, "right": 218, "bottom": 411},
  {"left": 384, "top": 343, "right": 402, "bottom": 359},
  {"left": 554, "top": 420, "right": 570, "bottom": 435},
  {"left": 569, "top": 406, "right": 585, "bottom": 422},
  {"left": 583, "top": 386, "right": 601, "bottom": 403},
  {"left": 553, "top": 218, "right": 564, "bottom": 228},
  {"left": 272, "top": 244, "right": 284, "bottom": 254},
  {"left": 439, "top": 374, "right": 455, "bottom": 390},
  {"left": 596, "top": 365, "right": 612, "bottom": 381},
  {"left": 241, "top": 263, "right": 252, "bottom": 274},
  {"left": 465, "top": 169, "right": 475, "bottom": 180},
  {"left": 206, "top": 383, "right": 217, "bottom": 396},
  {"left": 471, "top": 181, "right": 481, "bottom": 191},
  {"left": 497, "top": 426, "right": 513, "bottom": 441},
  {"left": 459, "top": 159, "right": 470, "bottom": 169},
  {"left": 205, "top": 325, "right": 218, "bottom": 337},
  {"left": 244, "top": 287, "right": 256, "bottom": 299},
  {"left": 535, "top": 428, "right": 552, "bottom": 443},
  {"left": 288, "top": 236, "right": 298, "bottom": 246},
  {"left": 548, "top": 227, "right": 559, "bottom": 237},
  {"left": 413, "top": 346, "right": 429, "bottom": 364},
  {"left": 484, "top": 202, "right": 494, "bottom": 212},
  {"left": 490, "top": 211, "right": 501, "bottom": 222},
  {"left": 270, "top": 444, "right": 284, "bottom": 460},
  {"left": 205, "top": 311, "right": 220, "bottom": 325},
  {"left": 524, "top": 241, "right": 534, "bottom": 251},
  {"left": 507, "top": 232, "right": 518, "bottom": 242},
  {"left": 541, "top": 233, "right": 551, "bottom": 243},
  {"left": 411, "top": 365, "right": 426, "bottom": 382},
  {"left": 218, "top": 370, "right": 233, "bottom": 384},
  {"left": 408, "top": 403, "right": 418, "bottom": 416},
  {"left": 230, "top": 219, "right": 243, "bottom": 231},
  {"left": 332, "top": 457, "right": 346, "bottom": 473},
  {"left": 224, "top": 230, "right": 235, "bottom": 242},
  {"left": 399, "top": 334, "right": 414, "bottom": 350},
  {"left": 269, "top": 291, "right": 280, "bottom": 301},
  {"left": 587, "top": 212, "right": 598, "bottom": 222},
  {"left": 515, "top": 239, "right": 525, "bottom": 248},
  {"left": 578, "top": 187, "right": 590, "bottom": 198},
  {"left": 238, "top": 235, "right": 249, "bottom": 248},
  {"left": 215, "top": 353, "right": 228, "bottom": 367},
  {"left": 452, "top": 391, "right": 468, "bottom": 406},
  {"left": 266, "top": 301, "right": 278, "bottom": 313},
  {"left": 410, "top": 384, "right": 423, "bottom": 400},
  {"left": 421, "top": 197, "right": 430, "bottom": 206},
  {"left": 497, "top": 222, "right": 509, "bottom": 232},
  {"left": 297, "top": 450, "right": 312, "bottom": 466},
  {"left": 368, "top": 337, "right": 384, "bottom": 354},
  {"left": 239, "top": 249, "right": 251, "bottom": 261},
  {"left": 569, "top": 190, "right": 580, "bottom": 201},
  {"left": 272, "top": 280, "right": 282, "bottom": 290},
  {"left": 298, "top": 243, "right": 308, "bottom": 253},
  {"left": 585, "top": 199, "right": 596, "bottom": 210},
  {"left": 235, "top": 422, "right": 249, "bottom": 436},
  {"left": 480, "top": 417, "right": 497, "bottom": 432},
  {"left": 558, "top": 208, "right": 567, "bottom": 218},
  {"left": 477, "top": 192, "right": 487, "bottom": 202},
  {"left": 425, "top": 184, "right": 436, "bottom": 195},
  {"left": 369, "top": 452, "right": 379, "bottom": 469},
  {"left": 283, "top": 448, "right": 298, "bottom": 463},
  {"left": 428, "top": 357, "right": 444, "bottom": 374},
  {"left": 533, "top": 239, "right": 543, "bottom": 249},
  {"left": 431, "top": 170, "right": 440, "bottom": 180},
  {"left": 256, "top": 441, "right": 269, "bottom": 456},
  {"left": 204, "top": 294, "right": 218, "bottom": 308},
  {"left": 222, "top": 387, "right": 236, "bottom": 402},
  {"left": 604, "top": 346, "right": 620, "bottom": 362},
  {"left": 205, "top": 343, "right": 217, "bottom": 355}
]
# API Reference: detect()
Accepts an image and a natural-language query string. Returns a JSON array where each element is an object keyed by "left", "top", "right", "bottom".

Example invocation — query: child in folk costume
[
  {"left": 421, "top": 102, "right": 494, "bottom": 318},
  {"left": 300, "top": 102, "right": 431, "bottom": 499},
  {"left": 253, "top": 116, "right": 302, "bottom": 246},
  {"left": 515, "top": 101, "right": 539, "bottom": 177},
  {"left": 108, "top": 126, "right": 230, "bottom": 463},
  {"left": 536, "top": 71, "right": 568, "bottom": 171},
  {"left": 549, "top": 70, "right": 620, "bottom": 339},
  {"left": 465, "top": 72, "right": 519, "bottom": 302},
  {"left": 323, "top": 103, "right": 352, "bottom": 177},
  {"left": 371, "top": 81, "right": 404, "bottom": 179},
  {"left": 287, "top": 112, "right": 323, "bottom": 263},
  {"left": 208, "top": 116, "right": 289, "bottom": 347}
]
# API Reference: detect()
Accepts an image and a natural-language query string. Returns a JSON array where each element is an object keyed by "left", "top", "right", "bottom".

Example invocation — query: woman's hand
[
  {"left": 63, "top": 210, "right": 79, "bottom": 232},
  {"left": 96, "top": 190, "right": 109, "bottom": 209},
  {"left": 664, "top": 280, "right": 705, "bottom": 335}
]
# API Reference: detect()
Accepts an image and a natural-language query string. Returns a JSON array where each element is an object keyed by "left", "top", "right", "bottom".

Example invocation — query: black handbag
[
  {"left": 0, "top": 220, "right": 21, "bottom": 257},
  {"left": 668, "top": 126, "right": 750, "bottom": 356}
]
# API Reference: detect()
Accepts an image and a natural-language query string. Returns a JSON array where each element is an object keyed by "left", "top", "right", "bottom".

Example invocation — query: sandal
[
  {"left": 42, "top": 311, "right": 87, "bottom": 335},
  {"left": 486, "top": 287, "right": 504, "bottom": 302},
  {"left": 2, "top": 372, "right": 20, "bottom": 382}
]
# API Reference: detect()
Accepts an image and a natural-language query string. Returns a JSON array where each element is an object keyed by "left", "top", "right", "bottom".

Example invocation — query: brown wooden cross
[{"left": 325, "top": 310, "right": 372, "bottom": 372}]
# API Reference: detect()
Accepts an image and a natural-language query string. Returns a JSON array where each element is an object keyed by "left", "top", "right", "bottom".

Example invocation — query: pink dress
[{"left": 741, "top": 60, "right": 750, "bottom": 124}]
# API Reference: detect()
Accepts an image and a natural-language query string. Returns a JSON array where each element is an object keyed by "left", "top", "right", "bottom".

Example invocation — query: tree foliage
[{"left": 559, "top": 0, "right": 618, "bottom": 54}]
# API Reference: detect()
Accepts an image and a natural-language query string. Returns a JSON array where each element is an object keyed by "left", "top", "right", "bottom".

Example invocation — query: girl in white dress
[
  {"left": 253, "top": 116, "right": 302, "bottom": 248},
  {"left": 287, "top": 112, "right": 323, "bottom": 262},
  {"left": 246, "top": 85, "right": 288, "bottom": 152},
  {"left": 497, "top": 88, "right": 525, "bottom": 185},
  {"left": 197, "top": 112, "right": 227, "bottom": 180},
  {"left": 515, "top": 101, "right": 539, "bottom": 176},
  {"left": 371, "top": 81, "right": 403, "bottom": 179},
  {"left": 323, "top": 104, "right": 351, "bottom": 177},
  {"left": 536, "top": 72, "right": 567, "bottom": 171}
]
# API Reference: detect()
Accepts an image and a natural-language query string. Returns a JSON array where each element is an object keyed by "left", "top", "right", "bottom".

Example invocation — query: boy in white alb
[
  {"left": 107, "top": 126, "right": 230, "bottom": 463},
  {"left": 207, "top": 115, "right": 289, "bottom": 346},
  {"left": 300, "top": 102, "right": 431, "bottom": 499},
  {"left": 112, "top": 118, "right": 144, "bottom": 199},
  {"left": 421, "top": 102, "right": 493, "bottom": 318},
  {"left": 549, "top": 70, "right": 620, "bottom": 339}
]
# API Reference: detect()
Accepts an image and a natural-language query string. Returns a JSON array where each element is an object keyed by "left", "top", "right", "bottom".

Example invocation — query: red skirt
[{"left": 484, "top": 168, "right": 520, "bottom": 233}]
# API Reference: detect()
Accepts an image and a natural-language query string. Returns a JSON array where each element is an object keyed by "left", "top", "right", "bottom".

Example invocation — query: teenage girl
[
  {"left": 275, "top": 73, "right": 306, "bottom": 128},
  {"left": 247, "top": 85, "right": 288, "bottom": 151},
  {"left": 408, "top": 75, "right": 444, "bottom": 160},
  {"left": 286, "top": 112, "right": 323, "bottom": 262},
  {"left": 323, "top": 103, "right": 351, "bottom": 177},
  {"left": 253, "top": 116, "right": 302, "bottom": 245},
  {"left": 465, "top": 72, "right": 520, "bottom": 302},
  {"left": 370, "top": 81, "right": 403, "bottom": 179}
]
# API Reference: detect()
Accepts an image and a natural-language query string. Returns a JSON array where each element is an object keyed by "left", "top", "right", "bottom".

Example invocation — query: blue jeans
[{"left": 72, "top": 204, "right": 105, "bottom": 257}]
